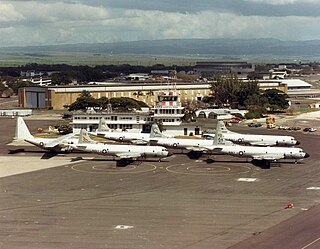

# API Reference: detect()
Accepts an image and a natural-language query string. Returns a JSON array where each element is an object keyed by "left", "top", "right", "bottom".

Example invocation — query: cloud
[
  {"left": 0, "top": 0, "right": 320, "bottom": 47},
  {"left": 1, "top": 1, "right": 110, "bottom": 24},
  {"left": 0, "top": 2, "right": 24, "bottom": 22},
  {"left": 245, "top": 0, "right": 319, "bottom": 5}
]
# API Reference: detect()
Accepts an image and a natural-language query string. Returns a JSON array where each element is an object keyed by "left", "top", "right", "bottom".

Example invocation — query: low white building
[
  {"left": 0, "top": 109, "right": 32, "bottom": 116},
  {"left": 195, "top": 109, "right": 247, "bottom": 119},
  {"left": 281, "top": 79, "right": 312, "bottom": 91}
]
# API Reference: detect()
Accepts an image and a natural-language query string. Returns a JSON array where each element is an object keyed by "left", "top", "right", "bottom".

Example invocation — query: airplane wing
[
  {"left": 131, "top": 139, "right": 148, "bottom": 145},
  {"left": 250, "top": 141, "right": 277, "bottom": 146},
  {"left": 115, "top": 152, "right": 142, "bottom": 159},
  {"left": 70, "top": 145, "right": 87, "bottom": 150},
  {"left": 25, "top": 139, "right": 43, "bottom": 147},
  {"left": 252, "top": 155, "right": 284, "bottom": 161},
  {"left": 185, "top": 146, "right": 209, "bottom": 152},
  {"left": 201, "top": 146, "right": 223, "bottom": 153},
  {"left": 44, "top": 133, "right": 75, "bottom": 148}
]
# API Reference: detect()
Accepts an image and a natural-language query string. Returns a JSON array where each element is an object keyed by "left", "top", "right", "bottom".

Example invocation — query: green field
[
  {"left": 1, "top": 50, "right": 318, "bottom": 67},
  {"left": 0, "top": 51, "right": 206, "bottom": 67}
]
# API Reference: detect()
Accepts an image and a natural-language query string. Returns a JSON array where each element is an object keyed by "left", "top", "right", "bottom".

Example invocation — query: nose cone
[
  {"left": 167, "top": 151, "right": 173, "bottom": 157},
  {"left": 304, "top": 153, "right": 310, "bottom": 158},
  {"left": 296, "top": 141, "right": 300, "bottom": 145}
]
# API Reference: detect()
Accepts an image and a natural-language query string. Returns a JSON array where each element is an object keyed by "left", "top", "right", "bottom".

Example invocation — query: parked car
[
  {"left": 279, "top": 126, "right": 290, "bottom": 130},
  {"left": 248, "top": 123, "right": 262, "bottom": 128},
  {"left": 303, "top": 127, "right": 317, "bottom": 132},
  {"left": 230, "top": 117, "right": 241, "bottom": 123}
]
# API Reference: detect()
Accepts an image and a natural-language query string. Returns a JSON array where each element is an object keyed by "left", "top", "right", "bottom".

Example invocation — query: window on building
[{"left": 109, "top": 124, "right": 117, "bottom": 129}]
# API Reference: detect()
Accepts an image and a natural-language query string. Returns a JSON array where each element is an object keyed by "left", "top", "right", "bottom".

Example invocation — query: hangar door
[{"left": 25, "top": 87, "right": 46, "bottom": 109}]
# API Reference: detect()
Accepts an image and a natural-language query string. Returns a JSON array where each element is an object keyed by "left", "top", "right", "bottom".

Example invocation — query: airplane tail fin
[
  {"left": 150, "top": 123, "right": 167, "bottom": 138},
  {"left": 217, "top": 120, "right": 230, "bottom": 133},
  {"left": 213, "top": 120, "right": 227, "bottom": 145},
  {"left": 78, "top": 129, "right": 95, "bottom": 144},
  {"left": 97, "top": 118, "right": 110, "bottom": 132},
  {"left": 14, "top": 117, "right": 34, "bottom": 141}
]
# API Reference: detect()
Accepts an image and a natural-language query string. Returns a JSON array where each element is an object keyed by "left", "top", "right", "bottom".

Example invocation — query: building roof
[
  {"left": 48, "top": 82, "right": 211, "bottom": 93},
  {"left": 281, "top": 79, "right": 312, "bottom": 88},
  {"left": 258, "top": 79, "right": 312, "bottom": 88}
]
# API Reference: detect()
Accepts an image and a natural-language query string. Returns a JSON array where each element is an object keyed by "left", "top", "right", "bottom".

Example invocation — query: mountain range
[{"left": 2, "top": 38, "right": 320, "bottom": 57}]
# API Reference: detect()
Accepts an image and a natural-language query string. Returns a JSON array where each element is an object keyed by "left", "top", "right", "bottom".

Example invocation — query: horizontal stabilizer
[{"left": 44, "top": 133, "right": 75, "bottom": 148}]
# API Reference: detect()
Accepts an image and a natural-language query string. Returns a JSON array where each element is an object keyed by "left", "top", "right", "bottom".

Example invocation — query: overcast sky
[{"left": 1, "top": 0, "right": 320, "bottom": 47}]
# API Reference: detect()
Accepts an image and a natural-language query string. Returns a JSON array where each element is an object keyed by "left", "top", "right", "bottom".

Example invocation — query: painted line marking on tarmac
[
  {"left": 166, "top": 164, "right": 251, "bottom": 176},
  {"left": 238, "top": 178, "right": 258, "bottom": 182},
  {"left": 301, "top": 236, "right": 320, "bottom": 249},
  {"left": 71, "top": 163, "right": 157, "bottom": 174},
  {"left": 114, "top": 225, "right": 134, "bottom": 230},
  {"left": 306, "top": 187, "right": 320, "bottom": 190}
]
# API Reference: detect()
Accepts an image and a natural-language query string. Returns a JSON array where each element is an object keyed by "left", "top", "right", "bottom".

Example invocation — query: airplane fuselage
[
  {"left": 25, "top": 137, "right": 79, "bottom": 152},
  {"left": 150, "top": 137, "right": 214, "bottom": 150},
  {"left": 75, "top": 143, "right": 169, "bottom": 159},
  {"left": 206, "top": 144, "right": 308, "bottom": 161},
  {"left": 92, "top": 131, "right": 150, "bottom": 144},
  {"left": 224, "top": 133, "right": 298, "bottom": 146},
  {"left": 205, "top": 132, "right": 298, "bottom": 146}
]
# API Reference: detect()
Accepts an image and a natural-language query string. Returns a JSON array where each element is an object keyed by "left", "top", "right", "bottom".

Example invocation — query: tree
[
  {"left": 96, "top": 96, "right": 110, "bottom": 110},
  {"left": 11, "top": 80, "right": 34, "bottom": 94},
  {"left": 237, "top": 80, "right": 260, "bottom": 107},
  {"left": 51, "top": 73, "right": 72, "bottom": 85},
  {"left": 201, "top": 96, "right": 216, "bottom": 107},
  {"left": 65, "top": 91, "right": 99, "bottom": 111},
  {"left": 57, "top": 124, "right": 73, "bottom": 134},
  {"left": 182, "top": 99, "right": 205, "bottom": 122},
  {"left": 110, "top": 97, "right": 148, "bottom": 112},
  {"left": 210, "top": 74, "right": 240, "bottom": 107},
  {"left": 66, "top": 92, "right": 149, "bottom": 112},
  {"left": 263, "top": 89, "right": 289, "bottom": 112},
  {"left": 210, "top": 74, "right": 260, "bottom": 108}
]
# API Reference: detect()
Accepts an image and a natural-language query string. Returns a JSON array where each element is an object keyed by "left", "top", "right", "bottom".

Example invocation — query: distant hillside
[{"left": 2, "top": 38, "right": 320, "bottom": 57}]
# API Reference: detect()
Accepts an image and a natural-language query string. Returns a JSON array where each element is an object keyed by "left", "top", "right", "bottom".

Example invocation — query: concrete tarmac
[
  {"left": 229, "top": 204, "right": 320, "bottom": 249},
  {"left": 0, "top": 117, "right": 320, "bottom": 249}
]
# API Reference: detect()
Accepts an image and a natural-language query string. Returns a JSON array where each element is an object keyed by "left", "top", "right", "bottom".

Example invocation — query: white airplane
[
  {"left": 71, "top": 129, "right": 171, "bottom": 162},
  {"left": 14, "top": 117, "right": 90, "bottom": 152},
  {"left": 149, "top": 123, "right": 232, "bottom": 152},
  {"left": 204, "top": 121, "right": 300, "bottom": 146},
  {"left": 90, "top": 118, "right": 152, "bottom": 145},
  {"left": 204, "top": 121, "right": 309, "bottom": 165}
]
